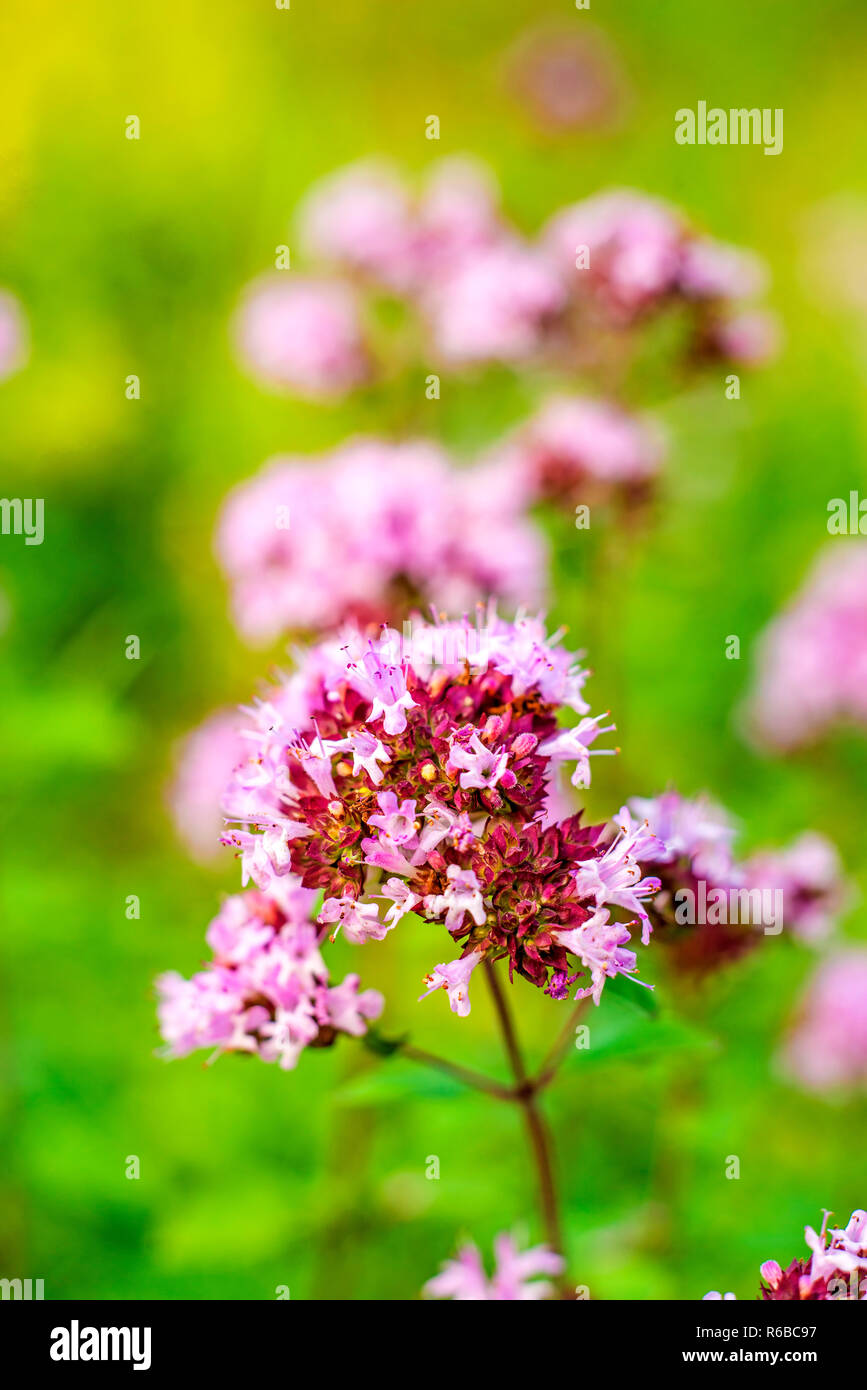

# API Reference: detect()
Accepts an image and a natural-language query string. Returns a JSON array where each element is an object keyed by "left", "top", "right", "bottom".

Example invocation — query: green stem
[
  {"left": 483, "top": 960, "right": 566, "bottom": 1260},
  {"left": 535, "top": 997, "right": 591, "bottom": 1092},
  {"left": 363, "top": 1028, "right": 514, "bottom": 1100},
  {"left": 398, "top": 1042, "right": 515, "bottom": 1102}
]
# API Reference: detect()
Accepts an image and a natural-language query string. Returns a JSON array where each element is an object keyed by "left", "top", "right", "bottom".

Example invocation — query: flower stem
[
  {"left": 535, "top": 997, "right": 591, "bottom": 1091},
  {"left": 483, "top": 960, "right": 565, "bottom": 1260},
  {"left": 398, "top": 1042, "right": 515, "bottom": 1101},
  {"left": 364, "top": 1027, "right": 514, "bottom": 1100},
  {"left": 483, "top": 958, "right": 528, "bottom": 1086}
]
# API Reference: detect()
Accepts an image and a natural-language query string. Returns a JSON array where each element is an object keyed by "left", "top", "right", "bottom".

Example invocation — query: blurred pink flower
[
  {"left": 424, "top": 1232, "right": 564, "bottom": 1300},
  {"left": 743, "top": 832, "right": 850, "bottom": 944},
  {"left": 781, "top": 950, "right": 867, "bottom": 1094},
  {"left": 491, "top": 394, "right": 663, "bottom": 509},
  {"left": 678, "top": 238, "right": 768, "bottom": 301},
  {"left": 504, "top": 26, "right": 626, "bottom": 133},
  {"left": 414, "top": 156, "right": 503, "bottom": 274},
  {"left": 708, "top": 308, "right": 781, "bottom": 366},
  {"left": 297, "top": 155, "right": 502, "bottom": 294},
  {"left": 215, "top": 439, "right": 547, "bottom": 644},
  {"left": 233, "top": 275, "right": 369, "bottom": 397},
  {"left": 543, "top": 189, "right": 685, "bottom": 318},
  {"left": 542, "top": 190, "right": 776, "bottom": 372},
  {"left": 626, "top": 792, "right": 847, "bottom": 974},
  {"left": 274, "top": 160, "right": 775, "bottom": 376},
  {"left": 746, "top": 542, "right": 867, "bottom": 749},
  {"left": 297, "top": 160, "right": 418, "bottom": 291},
  {"left": 425, "top": 240, "right": 566, "bottom": 365},
  {"left": 169, "top": 710, "right": 247, "bottom": 863},
  {"left": 628, "top": 789, "right": 739, "bottom": 885}
]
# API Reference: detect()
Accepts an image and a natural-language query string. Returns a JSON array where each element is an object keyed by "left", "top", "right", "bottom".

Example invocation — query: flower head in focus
[
  {"left": 220, "top": 607, "right": 658, "bottom": 1014},
  {"left": 759, "top": 1209, "right": 867, "bottom": 1300},
  {"left": 701, "top": 1209, "right": 867, "bottom": 1301}
]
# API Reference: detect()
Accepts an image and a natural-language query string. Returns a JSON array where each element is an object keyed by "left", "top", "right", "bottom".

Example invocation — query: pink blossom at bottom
[{"left": 424, "top": 1232, "right": 564, "bottom": 1300}]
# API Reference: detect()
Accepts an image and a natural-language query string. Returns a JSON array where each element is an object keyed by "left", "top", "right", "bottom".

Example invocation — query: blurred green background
[{"left": 2, "top": 0, "right": 866, "bottom": 1300}]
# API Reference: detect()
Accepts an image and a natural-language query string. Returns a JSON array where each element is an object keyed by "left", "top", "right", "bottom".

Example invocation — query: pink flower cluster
[
  {"left": 743, "top": 832, "right": 849, "bottom": 946},
  {"left": 233, "top": 277, "right": 368, "bottom": 398},
  {"left": 233, "top": 159, "right": 777, "bottom": 395},
  {"left": 544, "top": 189, "right": 777, "bottom": 361},
  {"left": 487, "top": 394, "right": 664, "bottom": 512},
  {"left": 626, "top": 791, "right": 847, "bottom": 973},
  {"left": 215, "top": 438, "right": 547, "bottom": 644},
  {"left": 747, "top": 542, "right": 867, "bottom": 750},
  {"left": 424, "top": 1232, "right": 564, "bottom": 1300},
  {"left": 781, "top": 949, "right": 867, "bottom": 1094},
  {"left": 706, "top": 1209, "right": 867, "bottom": 1300},
  {"left": 297, "top": 156, "right": 565, "bottom": 367},
  {"left": 219, "top": 608, "right": 663, "bottom": 1013},
  {"left": 156, "top": 880, "right": 383, "bottom": 1070}
]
